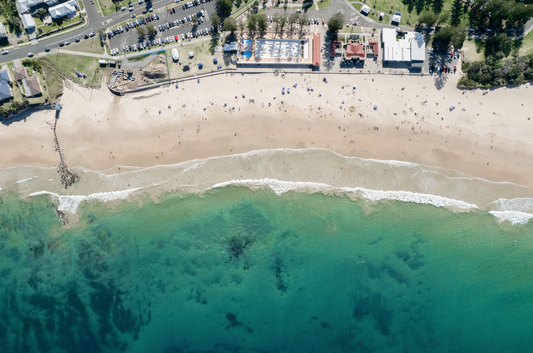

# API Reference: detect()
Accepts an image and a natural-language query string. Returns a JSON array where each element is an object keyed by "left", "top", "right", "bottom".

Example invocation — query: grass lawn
[
  {"left": 518, "top": 30, "right": 533, "bottom": 57},
  {"left": 45, "top": 53, "right": 105, "bottom": 87},
  {"left": 37, "top": 15, "right": 83, "bottom": 35},
  {"left": 462, "top": 39, "right": 484, "bottom": 62},
  {"left": 353, "top": 0, "right": 455, "bottom": 27},
  {"left": 316, "top": 0, "right": 331, "bottom": 10},
  {"left": 166, "top": 39, "right": 236, "bottom": 79},
  {"left": 65, "top": 37, "right": 105, "bottom": 54},
  {"left": 40, "top": 60, "right": 63, "bottom": 101},
  {"left": 352, "top": 3, "right": 363, "bottom": 11},
  {"left": 341, "top": 25, "right": 362, "bottom": 34},
  {"left": 98, "top": 0, "right": 131, "bottom": 16}
]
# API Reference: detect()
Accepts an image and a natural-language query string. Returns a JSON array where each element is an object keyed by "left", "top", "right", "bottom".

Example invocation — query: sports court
[{"left": 255, "top": 39, "right": 309, "bottom": 60}]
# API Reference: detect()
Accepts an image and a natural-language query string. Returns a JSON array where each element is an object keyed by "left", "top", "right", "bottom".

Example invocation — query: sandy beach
[{"left": 1, "top": 72, "right": 533, "bottom": 197}]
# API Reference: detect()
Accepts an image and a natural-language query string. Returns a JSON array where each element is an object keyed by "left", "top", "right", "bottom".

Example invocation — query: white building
[
  {"left": 48, "top": 0, "right": 78, "bottom": 20},
  {"left": 0, "top": 22, "right": 7, "bottom": 38},
  {"left": 21, "top": 13, "right": 36, "bottom": 30},
  {"left": 360, "top": 4, "right": 370, "bottom": 15},
  {"left": 16, "top": 0, "right": 41, "bottom": 13},
  {"left": 382, "top": 28, "right": 425, "bottom": 66}
]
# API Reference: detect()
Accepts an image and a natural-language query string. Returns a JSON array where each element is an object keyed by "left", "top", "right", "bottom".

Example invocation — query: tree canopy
[
  {"left": 210, "top": 13, "right": 221, "bottom": 31},
  {"left": 223, "top": 17, "right": 238, "bottom": 34},
  {"left": 218, "top": 0, "right": 233, "bottom": 14},
  {"left": 327, "top": 12, "right": 344, "bottom": 32}
]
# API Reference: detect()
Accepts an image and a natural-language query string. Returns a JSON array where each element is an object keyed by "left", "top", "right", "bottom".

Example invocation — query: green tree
[
  {"left": 288, "top": 12, "right": 299, "bottom": 32},
  {"left": 223, "top": 17, "right": 238, "bottom": 34},
  {"left": 279, "top": 14, "right": 287, "bottom": 32},
  {"left": 257, "top": 13, "right": 268, "bottom": 31},
  {"left": 136, "top": 26, "right": 145, "bottom": 36},
  {"left": 247, "top": 14, "right": 257, "bottom": 31},
  {"left": 219, "top": 0, "right": 233, "bottom": 14},
  {"left": 253, "top": 0, "right": 259, "bottom": 9},
  {"left": 437, "top": 11, "right": 450, "bottom": 26},
  {"left": 299, "top": 13, "right": 309, "bottom": 28},
  {"left": 98, "top": 27, "right": 106, "bottom": 40},
  {"left": 192, "top": 16, "right": 198, "bottom": 24},
  {"left": 327, "top": 12, "right": 344, "bottom": 32},
  {"left": 417, "top": 10, "right": 437, "bottom": 27},
  {"left": 210, "top": 13, "right": 221, "bottom": 31},
  {"left": 146, "top": 23, "right": 156, "bottom": 36}
]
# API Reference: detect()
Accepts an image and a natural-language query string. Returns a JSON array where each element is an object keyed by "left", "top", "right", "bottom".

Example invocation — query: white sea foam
[
  {"left": 30, "top": 188, "right": 143, "bottom": 214},
  {"left": 489, "top": 211, "right": 533, "bottom": 225},
  {"left": 16, "top": 177, "right": 35, "bottom": 184},
  {"left": 213, "top": 178, "right": 330, "bottom": 195},
  {"left": 492, "top": 198, "right": 533, "bottom": 214},
  {"left": 213, "top": 179, "right": 478, "bottom": 210}
]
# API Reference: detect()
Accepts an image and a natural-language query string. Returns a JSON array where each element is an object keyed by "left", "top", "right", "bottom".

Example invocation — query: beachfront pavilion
[{"left": 382, "top": 28, "right": 425, "bottom": 67}]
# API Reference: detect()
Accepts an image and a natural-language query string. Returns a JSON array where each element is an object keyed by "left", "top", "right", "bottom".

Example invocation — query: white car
[
  {"left": 138, "top": 0, "right": 143, "bottom": 3},
  {"left": 1, "top": 50, "right": 8, "bottom": 55},
  {"left": 121, "top": 6, "right": 126, "bottom": 10},
  {"left": 129, "top": 7, "right": 134, "bottom": 11}
]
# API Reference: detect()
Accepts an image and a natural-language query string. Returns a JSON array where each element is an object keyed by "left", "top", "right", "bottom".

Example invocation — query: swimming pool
[{"left": 242, "top": 38, "right": 252, "bottom": 58}]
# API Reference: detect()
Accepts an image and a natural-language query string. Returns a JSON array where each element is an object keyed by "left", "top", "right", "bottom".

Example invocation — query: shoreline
[{"left": 1, "top": 72, "right": 533, "bottom": 220}]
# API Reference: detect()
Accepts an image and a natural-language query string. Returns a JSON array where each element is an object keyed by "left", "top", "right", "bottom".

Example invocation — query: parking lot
[{"left": 108, "top": 0, "right": 217, "bottom": 55}]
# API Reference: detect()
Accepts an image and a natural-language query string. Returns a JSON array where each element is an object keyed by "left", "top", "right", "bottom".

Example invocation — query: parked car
[
  {"left": 131, "top": 14, "right": 136, "bottom": 18},
  {"left": 64, "top": 41, "right": 70, "bottom": 45},
  {"left": 45, "top": 47, "right": 50, "bottom": 52},
  {"left": 1, "top": 50, "right": 9, "bottom": 55},
  {"left": 28, "top": 52, "right": 33, "bottom": 57},
  {"left": 59, "top": 42, "right": 64, "bottom": 47},
  {"left": 121, "top": 6, "right": 126, "bottom": 10},
  {"left": 89, "top": 32, "right": 95, "bottom": 37},
  {"left": 75, "top": 38, "right": 80, "bottom": 42}
]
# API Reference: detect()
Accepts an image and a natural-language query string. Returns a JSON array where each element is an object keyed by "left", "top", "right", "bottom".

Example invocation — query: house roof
[
  {"left": 22, "top": 75, "right": 42, "bottom": 97},
  {"left": 49, "top": 0, "right": 77, "bottom": 19},
  {"left": 0, "top": 83, "right": 12, "bottom": 101},
  {"left": 13, "top": 67, "right": 28, "bottom": 81},
  {"left": 0, "top": 22, "right": 7, "bottom": 38},
  {"left": 313, "top": 33, "right": 321, "bottom": 67},
  {"left": 345, "top": 42, "right": 365, "bottom": 58},
  {"left": 21, "top": 13, "right": 36, "bottom": 29},
  {"left": 331, "top": 40, "right": 342, "bottom": 56},
  {"left": 369, "top": 40, "right": 379, "bottom": 57},
  {"left": 16, "top": 0, "right": 41, "bottom": 13},
  {"left": 0, "top": 70, "right": 11, "bottom": 84}
]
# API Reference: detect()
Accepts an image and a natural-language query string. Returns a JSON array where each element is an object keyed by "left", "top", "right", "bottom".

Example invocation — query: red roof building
[
  {"left": 331, "top": 40, "right": 342, "bottom": 57},
  {"left": 345, "top": 42, "right": 365, "bottom": 58},
  {"left": 368, "top": 40, "right": 379, "bottom": 57},
  {"left": 313, "top": 34, "right": 321, "bottom": 67}
]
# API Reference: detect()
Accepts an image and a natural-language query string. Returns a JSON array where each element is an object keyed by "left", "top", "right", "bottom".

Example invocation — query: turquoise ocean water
[{"left": 0, "top": 186, "right": 532, "bottom": 353}]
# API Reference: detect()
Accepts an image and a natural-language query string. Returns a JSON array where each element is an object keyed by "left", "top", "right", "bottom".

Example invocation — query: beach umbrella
[
  {"left": 175, "top": 84, "right": 178, "bottom": 88},
  {"left": 373, "top": 105, "right": 378, "bottom": 110}
]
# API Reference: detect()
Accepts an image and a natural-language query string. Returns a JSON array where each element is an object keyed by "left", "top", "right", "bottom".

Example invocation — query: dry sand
[{"left": 1, "top": 71, "right": 532, "bottom": 191}]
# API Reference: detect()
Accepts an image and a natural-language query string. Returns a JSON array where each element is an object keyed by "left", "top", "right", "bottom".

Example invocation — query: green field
[
  {"left": 518, "top": 30, "right": 533, "bottom": 56},
  {"left": 45, "top": 53, "right": 105, "bottom": 87},
  {"left": 462, "top": 39, "right": 485, "bottom": 62},
  {"left": 351, "top": 0, "right": 454, "bottom": 26},
  {"left": 316, "top": 0, "right": 331, "bottom": 10},
  {"left": 63, "top": 37, "right": 105, "bottom": 54},
  {"left": 166, "top": 39, "right": 236, "bottom": 79}
]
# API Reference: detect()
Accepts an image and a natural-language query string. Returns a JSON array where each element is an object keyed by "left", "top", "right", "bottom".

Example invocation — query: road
[
  {"left": 0, "top": 0, "right": 214, "bottom": 61},
  {"left": 108, "top": 0, "right": 217, "bottom": 52}
]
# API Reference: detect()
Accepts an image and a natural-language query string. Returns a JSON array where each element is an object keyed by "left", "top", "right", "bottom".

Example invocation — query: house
[
  {"left": 16, "top": 0, "right": 42, "bottom": 14},
  {"left": 382, "top": 28, "right": 425, "bottom": 67},
  {"left": 0, "top": 83, "right": 12, "bottom": 101},
  {"left": 0, "top": 69, "right": 13, "bottom": 101},
  {"left": 0, "top": 70, "right": 11, "bottom": 84},
  {"left": 345, "top": 41, "right": 365, "bottom": 59},
  {"left": 22, "top": 75, "right": 42, "bottom": 97},
  {"left": 48, "top": 0, "right": 78, "bottom": 20},
  {"left": 0, "top": 22, "right": 8, "bottom": 38},
  {"left": 330, "top": 40, "right": 342, "bottom": 57},
  {"left": 21, "top": 13, "right": 36, "bottom": 30},
  {"left": 13, "top": 66, "right": 29, "bottom": 81},
  {"left": 368, "top": 40, "right": 379, "bottom": 57}
]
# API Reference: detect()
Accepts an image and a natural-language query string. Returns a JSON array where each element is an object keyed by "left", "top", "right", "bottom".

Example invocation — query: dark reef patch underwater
[{"left": 0, "top": 186, "right": 532, "bottom": 353}]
